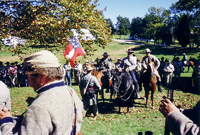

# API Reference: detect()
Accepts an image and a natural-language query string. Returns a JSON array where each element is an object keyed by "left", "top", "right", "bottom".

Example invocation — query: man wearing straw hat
[
  {"left": 0, "top": 50, "right": 83, "bottom": 135},
  {"left": 80, "top": 65, "right": 101, "bottom": 119},
  {"left": 142, "top": 48, "right": 163, "bottom": 92}
]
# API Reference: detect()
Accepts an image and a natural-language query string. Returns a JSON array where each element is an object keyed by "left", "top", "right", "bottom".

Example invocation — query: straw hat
[
  {"left": 145, "top": 48, "right": 151, "bottom": 53},
  {"left": 86, "top": 65, "right": 94, "bottom": 71}
]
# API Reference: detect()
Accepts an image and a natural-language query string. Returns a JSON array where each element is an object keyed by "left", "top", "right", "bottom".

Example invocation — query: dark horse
[
  {"left": 143, "top": 58, "right": 157, "bottom": 109},
  {"left": 112, "top": 71, "right": 136, "bottom": 113},
  {"left": 182, "top": 57, "right": 197, "bottom": 73}
]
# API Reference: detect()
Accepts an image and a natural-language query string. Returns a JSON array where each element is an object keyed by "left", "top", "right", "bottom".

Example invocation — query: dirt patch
[
  {"left": 109, "top": 46, "right": 135, "bottom": 55},
  {"left": 0, "top": 56, "right": 21, "bottom": 63}
]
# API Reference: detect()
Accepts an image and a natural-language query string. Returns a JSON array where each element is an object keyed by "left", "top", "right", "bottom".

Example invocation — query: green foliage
[
  {"left": 0, "top": 0, "right": 112, "bottom": 56},
  {"left": 175, "top": 14, "right": 190, "bottom": 47},
  {"left": 116, "top": 16, "right": 130, "bottom": 36}
]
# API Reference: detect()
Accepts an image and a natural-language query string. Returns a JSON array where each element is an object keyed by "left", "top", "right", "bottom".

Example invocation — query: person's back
[
  {"left": 0, "top": 81, "right": 11, "bottom": 111},
  {"left": 25, "top": 83, "right": 83, "bottom": 134}
]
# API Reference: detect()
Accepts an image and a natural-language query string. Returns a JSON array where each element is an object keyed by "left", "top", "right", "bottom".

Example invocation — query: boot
[
  {"left": 134, "top": 82, "right": 140, "bottom": 99},
  {"left": 157, "top": 81, "right": 163, "bottom": 92}
]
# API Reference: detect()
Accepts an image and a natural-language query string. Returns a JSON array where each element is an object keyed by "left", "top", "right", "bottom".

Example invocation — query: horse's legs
[
  {"left": 101, "top": 88, "right": 105, "bottom": 102},
  {"left": 151, "top": 88, "right": 155, "bottom": 109},
  {"left": 118, "top": 98, "right": 121, "bottom": 113},
  {"left": 145, "top": 89, "right": 149, "bottom": 107}
]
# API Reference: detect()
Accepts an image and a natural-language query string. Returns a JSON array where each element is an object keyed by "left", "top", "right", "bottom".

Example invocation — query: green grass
[{"left": 3, "top": 40, "right": 200, "bottom": 135}]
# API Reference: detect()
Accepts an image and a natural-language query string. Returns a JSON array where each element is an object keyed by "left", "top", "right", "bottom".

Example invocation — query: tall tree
[
  {"left": 172, "top": 0, "right": 200, "bottom": 46},
  {"left": 174, "top": 14, "right": 190, "bottom": 47},
  {"left": 116, "top": 16, "right": 130, "bottom": 36},
  {"left": 130, "top": 17, "right": 142, "bottom": 39}
]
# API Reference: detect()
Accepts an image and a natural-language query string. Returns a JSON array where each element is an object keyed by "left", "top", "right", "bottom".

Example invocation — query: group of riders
[
  {"left": 78, "top": 48, "right": 168, "bottom": 118},
  {"left": 78, "top": 48, "right": 200, "bottom": 118}
]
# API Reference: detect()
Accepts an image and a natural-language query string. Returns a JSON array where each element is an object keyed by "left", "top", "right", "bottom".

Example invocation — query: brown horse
[
  {"left": 143, "top": 58, "right": 157, "bottom": 109},
  {"left": 182, "top": 57, "right": 197, "bottom": 73},
  {"left": 93, "top": 70, "right": 112, "bottom": 102}
]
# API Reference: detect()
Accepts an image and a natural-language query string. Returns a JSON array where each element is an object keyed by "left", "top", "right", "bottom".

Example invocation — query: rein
[{"left": 117, "top": 75, "right": 134, "bottom": 101}]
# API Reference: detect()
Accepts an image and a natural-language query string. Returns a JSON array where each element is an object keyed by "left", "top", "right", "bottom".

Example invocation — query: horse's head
[
  {"left": 112, "top": 74, "right": 121, "bottom": 94},
  {"left": 147, "top": 58, "right": 155, "bottom": 76}
]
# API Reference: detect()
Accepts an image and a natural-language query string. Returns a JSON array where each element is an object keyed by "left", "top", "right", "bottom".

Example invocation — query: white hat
[
  {"left": 86, "top": 65, "right": 94, "bottom": 71},
  {"left": 85, "top": 60, "right": 89, "bottom": 63},
  {"left": 24, "top": 50, "right": 60, "bottom": 68},
  {"left": 145, "top": 48, "right": 151, "bottom": 53}
]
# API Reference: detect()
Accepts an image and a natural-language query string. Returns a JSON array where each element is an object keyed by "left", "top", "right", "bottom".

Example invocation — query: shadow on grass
[
  {"left": 162, "top": 77, "right": 197, "bottom": 94},
  {"left": 97, "top": 98, "right": 146, "bottom": 114},
  {"left": 129, "top": 44, "right": 200, "bottom": 56}
]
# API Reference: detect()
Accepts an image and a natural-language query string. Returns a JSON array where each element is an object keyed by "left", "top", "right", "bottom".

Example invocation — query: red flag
[{"left": 64, "top": 36, "right": 86, "bottom": 67}]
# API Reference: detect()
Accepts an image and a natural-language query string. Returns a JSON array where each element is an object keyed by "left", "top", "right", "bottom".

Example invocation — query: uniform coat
[
  {"left": 142, "top": 54, "right": 161, "bottom": 82},
  {"left": 0, "top": 80, "right": 83, "bottom": 135},
  {"left": 167, "top": 100, "right": 200, "bottom": 135}
]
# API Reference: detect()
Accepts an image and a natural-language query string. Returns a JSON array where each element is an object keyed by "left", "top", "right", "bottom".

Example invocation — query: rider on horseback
[
  {"left": 142, "top": 48, "right": 163, "bottom": 92},
  {"left": 120, "top": 49, "right": 141, "bottom": 98},
  {"left": 98, "top": 52, "right": 112, "bottom": 93}
]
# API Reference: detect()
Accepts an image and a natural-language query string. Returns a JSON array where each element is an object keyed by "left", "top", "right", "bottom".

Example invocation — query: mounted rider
[
  {"left": 98, "top": 52, "right": 112, "bottom": 93},
  {"left": 120, "top": 49, "right": 140, "bottom": 98},
  {"left": 142, "top": 48, "right": 163, "bottom": 92}
]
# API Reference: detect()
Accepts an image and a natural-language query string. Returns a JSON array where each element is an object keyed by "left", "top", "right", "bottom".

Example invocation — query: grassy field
[{"left": 2, "top": 40, "right": 200, "bottom": 135}]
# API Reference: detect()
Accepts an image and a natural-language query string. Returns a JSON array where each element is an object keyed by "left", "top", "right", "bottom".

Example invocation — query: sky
[{"left": 95, "top": 0, "right": 179, "bottom": 25}]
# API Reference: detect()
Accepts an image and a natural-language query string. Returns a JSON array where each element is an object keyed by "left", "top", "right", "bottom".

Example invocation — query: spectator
[
  {"left": 15, "top": 61, "right": 21, "bottom": 87},
  {"left": 0, "top": 81, "right": 11, "bottom": 111},
  {"left": 73, "top": 60, "right": 82, "bottom": 85},
  {"left": 173, "top": 57, "right": 183, "bottom": 83},
  {"left": 158, "top": 57, "right": 166, "bottom": 83},
  {"left": 163, "top": 59, "right": 174, "bottom": 87},
  {"left": 8, "top": 63, "right": 17, "bottom": 88},
  {"left": 63, "top": 59, "right": 72, "bottom": 86},
  {"left": 159, "top": 97, "right": 200, "bottom": 135},
  {"left": 0, "top": 50, "right": 83, "bottom": 134},
  {"left": 79, "top": 65, "right": 101, "bottom": 119}
]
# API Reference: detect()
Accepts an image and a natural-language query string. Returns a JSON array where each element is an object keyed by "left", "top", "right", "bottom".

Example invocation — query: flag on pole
[{"left": 64, "top": 36, "right": 86, "bottom": 67}]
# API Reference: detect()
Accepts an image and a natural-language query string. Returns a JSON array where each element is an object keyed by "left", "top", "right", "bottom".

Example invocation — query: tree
[
  {"left": 174, "top": 14, "right": 190, "bottom": 47},
  {"left": 105, "top": 18, "right": 116, "bottom": 35},
  {"left": 0, "top": 0, "right": 112, "bottom": 56},
  {"left": 116, "top": 16, "right": 130, "bottom": 37},
  {"left": 171, "top": 0, "right": 200, "bottom": 47},
  {"left": 141, "top": 7, "right": 170, "bottom": 44},
  {"left": 130, "top": 17, "right": 142, "bottom": 39}
]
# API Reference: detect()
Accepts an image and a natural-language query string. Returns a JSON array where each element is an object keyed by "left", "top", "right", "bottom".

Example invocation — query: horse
[
  {"left": 182, "top": 57, "right": 197, "bottom": 73},
  {"left": 112, "top": 70, "right": 136, "bottom": 113},
  {"left": 143, "top": 58, "right": 157, "bottom": 109},
  {"left": 93, "top": 69, "right": 113, "bottom": 102}
]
